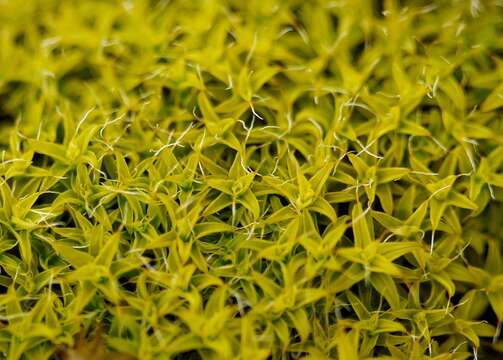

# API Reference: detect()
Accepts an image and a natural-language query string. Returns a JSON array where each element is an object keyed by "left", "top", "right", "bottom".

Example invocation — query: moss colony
[{"left": 0, "top": 0, "right": 503, "bottom": 359}]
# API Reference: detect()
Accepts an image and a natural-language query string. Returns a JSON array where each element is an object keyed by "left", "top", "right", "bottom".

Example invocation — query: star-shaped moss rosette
[{"left": 0, "top": 0, "right": 502, "bottom": 359}]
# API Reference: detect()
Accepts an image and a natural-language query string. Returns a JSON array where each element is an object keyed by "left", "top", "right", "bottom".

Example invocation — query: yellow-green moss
[{"left": 0, "top": 0, "right": 503, "bottom": 359}]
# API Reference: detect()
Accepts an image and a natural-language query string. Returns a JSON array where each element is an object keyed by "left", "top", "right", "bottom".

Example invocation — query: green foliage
[{"left": 0, "top": 0, "right": 503, "bottom": 359}]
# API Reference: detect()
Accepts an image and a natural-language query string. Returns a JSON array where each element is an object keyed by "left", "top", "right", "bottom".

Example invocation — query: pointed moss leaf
[
  {"left": 481, "top": 83, "right": 503, "bottom": 112},
  {"left": 331, "top": 264, "right": 365, "bottom": 293},
  {"left": 352, "top": 202, "right": 372, "bottom": 248},
  {"left": 345, "top": 291, "right": 370, "bottom": 320},
  {"left": 50, "top": 242, "right": 93, "bottom": 268},
  {"left": 28, "top": 140, "right": 69, "bottom": 164},
  {"left": 309, "top": 197, "right": 337, "bottom": 222},
  {"left": 376, "top": 168, "right": 410, "bottom": 184},
  {"left": 370, "top": 273, "right": 400, "bottom": 310},
  {"left": 335, "top": 326, "right": 359, "bottom": 360},
  {"left": 488, "top": 276, "right": 503, "bottom": 321},
  {"left": 95, "top": 233, "right": 120, "bottom": 267},
  {"left": 430, "top": 272, "right": 455, "bottom": 297},
  {"left": 237, "top": 189, "right": 260, "bottom": 219}
]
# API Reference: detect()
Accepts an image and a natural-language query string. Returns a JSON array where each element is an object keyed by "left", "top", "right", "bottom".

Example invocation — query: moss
[{"left": 0, "top": 0, "right": 502, "bottom": 359}]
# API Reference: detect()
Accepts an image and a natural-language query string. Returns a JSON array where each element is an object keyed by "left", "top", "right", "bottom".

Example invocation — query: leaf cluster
[{"left": 0, "top": 0, "right": 502, "bottom": 359}]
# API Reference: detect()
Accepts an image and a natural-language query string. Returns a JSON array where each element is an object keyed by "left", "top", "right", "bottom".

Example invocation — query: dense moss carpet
[{"left": 0, "top": 0, "right": 502, "bottom": 359}]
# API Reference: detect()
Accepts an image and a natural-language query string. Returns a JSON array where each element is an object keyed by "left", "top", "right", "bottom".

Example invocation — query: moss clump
[{"left": 0, "top": 0, "right": 503, "bottom": 359}]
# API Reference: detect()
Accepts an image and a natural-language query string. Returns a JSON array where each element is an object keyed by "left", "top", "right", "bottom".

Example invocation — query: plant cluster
[{"left": 0, "top": 0, "right": 502, "bottom": 359}]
